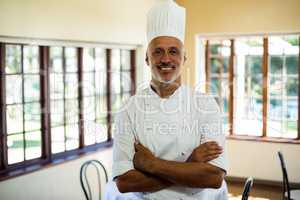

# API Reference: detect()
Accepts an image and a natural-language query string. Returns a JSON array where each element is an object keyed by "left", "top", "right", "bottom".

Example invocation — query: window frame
[
  {"left": 0, "top": 40, "right": 136, "bottom": 181},
  {"left": 204, "top": 35, "right": 300, "bottom": 143}
]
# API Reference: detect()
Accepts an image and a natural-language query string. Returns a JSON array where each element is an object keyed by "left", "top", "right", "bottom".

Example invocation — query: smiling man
[{"left": 107, "top": 0, "right": 228, "bottom": 199}]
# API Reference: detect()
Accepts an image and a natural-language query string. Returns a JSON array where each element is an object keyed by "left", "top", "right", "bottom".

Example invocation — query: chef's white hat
[{"left": 147, "top": 0, "right": 186, "bottom": 44}]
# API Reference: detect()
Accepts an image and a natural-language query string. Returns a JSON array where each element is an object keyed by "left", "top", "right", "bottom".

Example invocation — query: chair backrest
[
  {"left": 80, "top": 160, "right": 109, "bottom": 200},
  {"left": 278, "top": 151, "right": 291, "bottom": 200},
  {"left": 241, "top": 177, "right": 254, "bottom": 200}
]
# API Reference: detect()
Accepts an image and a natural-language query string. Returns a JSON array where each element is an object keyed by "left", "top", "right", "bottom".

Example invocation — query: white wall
[
  {"left": 226, "top": 140, "right": 300, "bottom": 183},
  {"left": 0, "top": 148, "right": 113, "bottom": 200},
  {"left": 0, "top": 0, "right": 154, "bottom": 45}
]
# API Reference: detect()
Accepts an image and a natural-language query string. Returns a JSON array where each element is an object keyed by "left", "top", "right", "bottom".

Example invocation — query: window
[
  {"left": 203, "top": 34, "right": 299, "bottom": 141},
  {"left": 206, "top": 40, "right": 231, "bottom": 134},
  {"left": 82, "top": 48, "right": 108, "bottom": 146},
  {"left": 0, "top": 41, "right": 136, "bottom": 179},
  {"left": 267, "top": 35, "right": 299, "bottom": 139},
  {"left": 5, "top": 45, "right": 42, "bottom": 165},
  {"left": 50, "top": 47, "right": 80, "bottom": 153},
  {"left": 234, "top": 37, "right": 264, "bottom": 136}
]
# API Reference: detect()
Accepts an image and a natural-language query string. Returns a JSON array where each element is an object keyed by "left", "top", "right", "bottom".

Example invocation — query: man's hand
[
  {"left": 133, "top": 142, "right": 157, "bottom": 173},
  {"left": 132, "top": 142, "right": 225, "bottom": 189},
  {"left": 187, "top": 141, "right": 223, "bottom": 163}
]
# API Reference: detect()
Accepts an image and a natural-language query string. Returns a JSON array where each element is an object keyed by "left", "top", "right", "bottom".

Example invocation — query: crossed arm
[{"left": 115, "top": 141, "right": 225, "bottom": 193}]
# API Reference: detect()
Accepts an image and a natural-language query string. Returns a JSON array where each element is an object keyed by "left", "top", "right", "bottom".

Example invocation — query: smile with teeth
[{"left": 157, "top": 66, "right": 175, "bottom": 71}]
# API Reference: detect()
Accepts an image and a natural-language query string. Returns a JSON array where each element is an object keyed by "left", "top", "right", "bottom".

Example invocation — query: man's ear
[
  {"left": 145, "top": 54, "right": 149, "bottom": 66},
  {"left": 183, "top": 52, "right": 187, "bottom": 64}
]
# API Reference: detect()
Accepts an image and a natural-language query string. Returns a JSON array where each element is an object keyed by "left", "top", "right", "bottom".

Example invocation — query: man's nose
[{"left": 161, "top": 52, "right": 171, "bottom": 63}]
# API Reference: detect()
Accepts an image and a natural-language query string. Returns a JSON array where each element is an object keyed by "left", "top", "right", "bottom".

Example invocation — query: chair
[
  {"left": 278, "top": 151, "right": 300, "bottom": 200},
  {"left": 80, "top": 160, "right": 109, "bottom": 200},
  {"left": 241, "top": 177, "right": 254, "bottom": 200}
]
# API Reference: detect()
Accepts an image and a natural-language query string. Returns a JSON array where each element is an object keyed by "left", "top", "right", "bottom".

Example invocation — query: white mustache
[{"left": 156, "top": 63, "right": 176, "bottom": 69}]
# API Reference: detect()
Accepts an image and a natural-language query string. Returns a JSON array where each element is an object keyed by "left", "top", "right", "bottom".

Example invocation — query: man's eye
[
  {"left": 169, "top": 49, "right": 179, "bottom": 55},
  {"left": 153, "top": 49, "right": 163, "bottom": 56}
]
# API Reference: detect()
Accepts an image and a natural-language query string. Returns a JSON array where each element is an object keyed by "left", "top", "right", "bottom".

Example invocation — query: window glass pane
[
  {"left": 24, "top": 103, "right": 41, "bottom": 132},
  {"left": 65, "top": 124, "right": 79, "bottom": 150},
  {"left": 267, "top": 35, "right": 299, "bottom": 139},
  {"left": 50, "top": 47, "right": 63, "bottom": 73},
  {"left": 95, "top": 48, "right": 106, "bottom": 71},
  {"left": 83, "top": 97, "right": 96, "bottom": 121},
  {"left": 234, "top": 97, "right": 263, "bottom": 136},
  {"left": 269, "top": 76, "right": 283, "bottom": 96},
  {"left": 286, "top": 56, "right": 298, "bottom": 75},
  {"left": 269, "top": 35, "right": 299, "bottom": 55},
  {"left": 268, "top": 99, "right": 283, "bottom": 121},
  {"left": 6, "top": 105, "right": 23, "bottom": 134},
  {"left": 209, "top": 77, "right": 220, "bottom": 95},
  {"left": 96, "top": 96, "right": 107, "bottom": 119},
  {"left": 50, "top": 73, "right": 64, "bottom": 100},
  {"left": 234, "top": 37, "right": 264, "bottom": 136},
  {"left": 121, "top": 72, "right": 131, "bottom": 93},
  {"left": 24, "top": 75, "right": 40, "bottom": 102},
  {"left": 25, "top": 131, "right": 42, "bottom": 160},
  {"left": 95, "top": 120, "right": 107, "bottom": 143},
  {"left": 112, "top": 72, "right": 121, "bottom": 94},
  {"left": 223, "top": 117, "right": 229, "bottom": 135},
  {"left": 111, "top": 93, "right": 122, "bottom": 112},
  {"left": 7, "top": 134, "right": 24, "bottom": 164},
  {"left": 111, "top": 94, "right": 122, "bottom": 123},
  {"left": 248, "top": 75, "right": 263, "bottom": 97},
  {"left": 210, "top": 58, "right": 222, "bottom": 74},
  {"left": 223, "top": 57, "right": 229, "bottom": 74},
  {"left": 286, "top": 78, "right": 298, "bottom": 97},
  {"left": 23, "top": 46, "right": 39, "bottom": 73},
  {"left": 51, "top": 126, "right": 65, "bottom": 154},
  {"left": 287, "top": 99, "right": 298, "bottom": 121},
  {"left": 121, "top": 50, "right": 131, "bottom": 71},
  {"left": 65, "top": 47, "right": 77, "bottom": 72},
  {"left": 266, "top": 99, "right": 298, "bottom": 138},
  {"left": 83, "top": 48, "right": 95, "bottom": 72},
  {"left": 270, "top": 56, "right": 283, "bottom": 74},
  {"left": 95, "top": 70, "right": 106, "bottom": 95},
  {"left": 84, "top": 121, "right": 96, "bottom": 146},
  {"left": 5, "top": 45, "right": 21, "bottom": 74},
  {"left": 209, "top": 40, "right": 230, "bottom": 75},
  {"left": 238, "top": 37, "right": 263, "bottom": 51},
  {"left": 210, "top": 43, "right": 221, "bottom": 55},
  {"left": 6, "top": 75, "right": 22, "bottom": 104},
  {"left": 246, "top": 56, "right": 262, "bottom": 75},
  {"left": 65, "top": 99, "right": 79, "bottom": 124},
  {"left": 223, "top": 98, "right": 228, "bottom": 114},
  {"left": 220, "top": 40, "right": 231, "bottom": 56},
  {"left": 65, "top": 73, "right": 78, "bottom": 99},
  {"left": 50, "top": 100, "right": 64, "bottom": 126},
  {"left": 83, "top": 72, "right": 95, "bottom": 97},
  {"left": 285, "top": 121, "right": 297, "bottom": 138},
  {"left": 111, "top": 49, "right": 121, "bottom": 72}
]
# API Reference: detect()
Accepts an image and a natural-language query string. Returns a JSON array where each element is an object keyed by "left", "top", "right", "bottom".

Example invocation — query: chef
[{"left": 106, "top": 0, "right": 228, "bottom": 199}]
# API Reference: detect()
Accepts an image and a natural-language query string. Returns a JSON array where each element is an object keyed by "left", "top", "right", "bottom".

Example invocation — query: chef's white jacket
[{"left": 110, "top": 85, "right": 229, "bottom": 200}]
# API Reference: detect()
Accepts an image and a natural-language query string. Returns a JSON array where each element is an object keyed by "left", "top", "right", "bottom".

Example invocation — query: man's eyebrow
[
  {"left": 169, "top": 46, "right": 180, "bottom": 50},
  {"left": 153, "top": 46, "right": 180, "bottom": 50},
  {"left": 152, "top": 47, "right": 163, "bottom": 52}
]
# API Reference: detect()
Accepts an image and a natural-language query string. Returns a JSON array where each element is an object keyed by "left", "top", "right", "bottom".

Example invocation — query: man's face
[{"left": 146, "top": 36, "right": 186, "bottom": 84}]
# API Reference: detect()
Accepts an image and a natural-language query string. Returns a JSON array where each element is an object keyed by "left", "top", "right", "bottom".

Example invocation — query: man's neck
[{"left": 150, "top": 79, "right": 181, "bottom": 98}]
